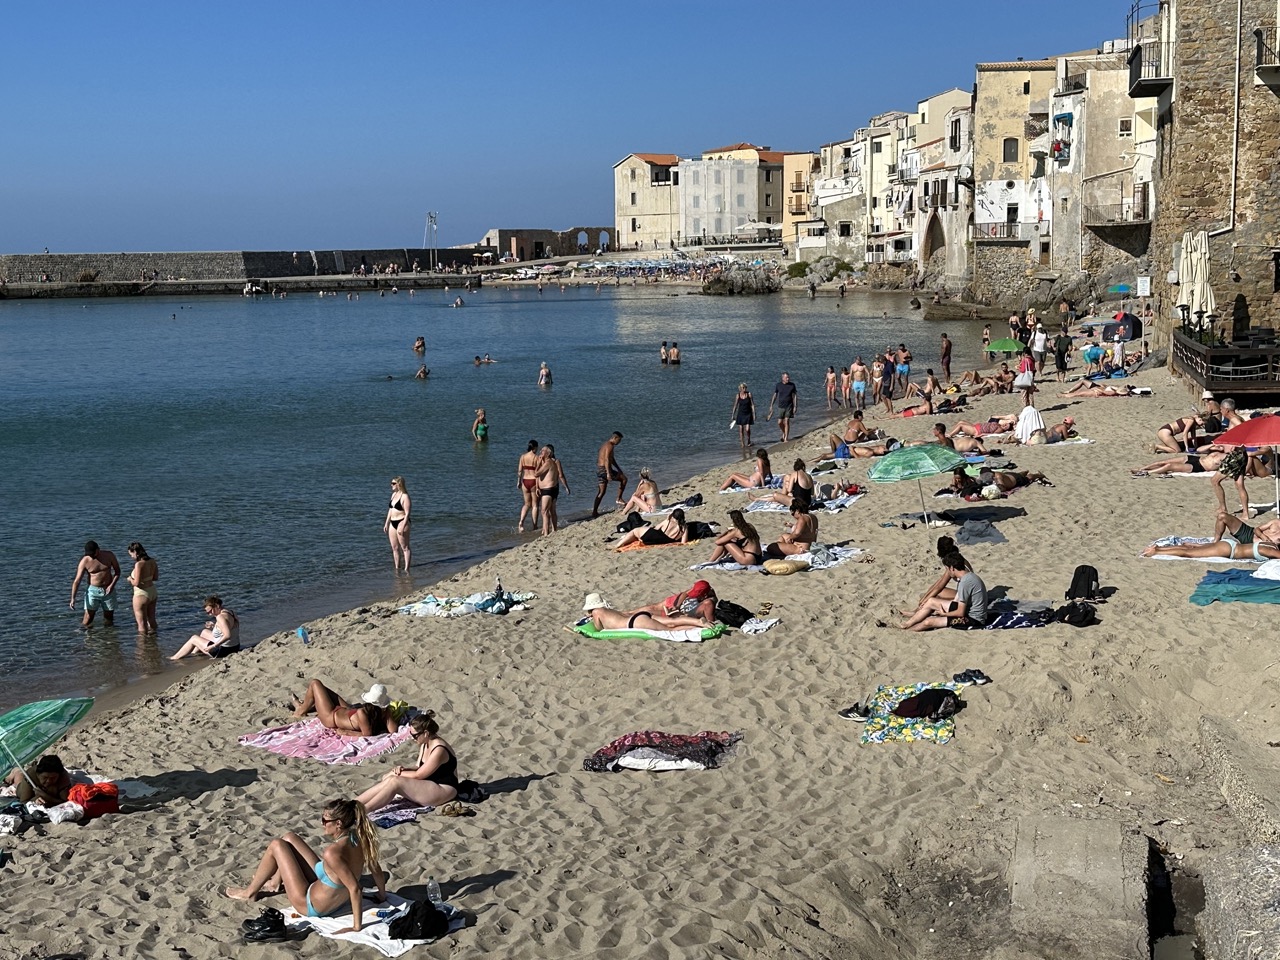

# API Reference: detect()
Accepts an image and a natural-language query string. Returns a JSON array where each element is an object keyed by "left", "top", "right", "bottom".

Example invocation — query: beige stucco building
[
  {"left": 782, "top": 152, "right": 818, "bottom": 256},
  {"left": 612, "top": 153, "right": 680, "bottom": 250}
]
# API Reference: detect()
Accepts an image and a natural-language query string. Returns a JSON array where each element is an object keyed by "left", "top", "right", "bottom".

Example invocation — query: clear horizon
[{"left": 3, "top": 0, "right": 1127, "bottom": 253}]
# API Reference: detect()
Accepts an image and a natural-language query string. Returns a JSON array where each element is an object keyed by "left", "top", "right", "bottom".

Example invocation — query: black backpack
[
  {"left": 685, "top": 520, "right": 717, "bottom": 541},
  {"left": 714, "top": 599, "right": 753, "bottom": 628},
  {"left": 616, "top": 511, "right": 646, "bottom": 534},
  {"left": 1054, "top": 600, "right": 1098, "bottom": 628},
  {"left": 387, "top": 899, "right": 450, "bottom": 940},
  {"left": 1066, "top": 564, "right": 1101, "bottom": 602}
]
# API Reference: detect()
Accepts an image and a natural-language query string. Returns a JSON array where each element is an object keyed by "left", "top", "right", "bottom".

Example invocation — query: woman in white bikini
[
  {"left": 127, "top": 541, "right": 158, "bottom": 634},
  {"left": 620, "top": 467, "right": 661, "bottom": 516}
]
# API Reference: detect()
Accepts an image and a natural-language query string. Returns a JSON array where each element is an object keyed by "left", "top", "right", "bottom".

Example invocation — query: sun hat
[
  {"left": 687, "top": 580, "right": 712, "bottom": 600},
  {"left": 1202, "top": 390, "right": 1214, "bottom": 400},
  {"left": 361, "top": 684, "right": 390, "bottom": 707},
  {"left": 582, "top": 593, "right": 612, "bottom": 612}
]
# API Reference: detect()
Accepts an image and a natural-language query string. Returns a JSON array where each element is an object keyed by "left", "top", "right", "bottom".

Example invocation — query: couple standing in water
[
  {"left": 517, "top": 440, "right": 571, "bottom": 536},
  {"left": 659, "top": 341, "right": 681, "bottom": 365}
]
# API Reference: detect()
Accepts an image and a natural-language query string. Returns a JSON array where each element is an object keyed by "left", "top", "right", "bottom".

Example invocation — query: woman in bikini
[
  {"left": 585, "top": 599, "right": 711, "bottom": 632},
  {"left": 706, "top": 509, "right": 763, "bottom": 565},
  {"left": 1153, "top": 416, "right": 1204, "bottom": 454},
  {"left": 517, "top": 440, "right": 541, "bottom": 532},
  {"left": 620, "top": 467, "right": 661, "bottom": 516},
  {"left": 291, "top": 679, "right": 403, "bottom": 737},
  {"left": 840, "top": 367, "right": 852, "bottom": 408},
  {"left": 613, "top": 509, "right": 688, "bottom": 550},
  {"left": 169, "top": 596, "right": 239, "bottom": 660},
  {"left": 126, "top": 540, "right": 158, "bottom": 634},
  {"left": 227, "top": 798, "right": 386, "bottom": 931},
  {"left": 355, "top": 711, "right": 461, "bottom": 812},
  {"left": 1143, "top": 512, "right": 1280, "bottom": 560},
  {"left": 870, "top": 358, "right": 885, "bottom": 406},
  {"left": 1131, "top": 450, "right": 1229, "bottom": 477},
  {"left": 1059, "top": 382, "right": 1132, "bottom": 398},
  {"left": 536, "top": 444, "right": 570, "bottom": 536},
  {"left": 382, "top": 476, "right": 411, "bottom": 572},
  {"left": 825, "top": 366, "right": 838, "bottom": 409},
  {"left": 720, "top": 448, "right": 772, "bottom": 492}
]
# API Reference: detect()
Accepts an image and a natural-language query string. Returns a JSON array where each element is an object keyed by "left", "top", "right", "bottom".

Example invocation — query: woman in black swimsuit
[
  {"left": 355, "top": 711, "right": 460, "bottom": 811},
  {"left": 586, "top": 604, "right": 712, "bottom": 632},
  {"left": 706, "top": 509, "right": 763, "bottom": 565},
  {"left": 613, "top": 510, "right": 687, "bottom": 550},
  {"left": 536, "top": 444, "right": 571, "bottom": 537},
  {"left": 382, "top": 477, "right": 411, "bottom": 573}
]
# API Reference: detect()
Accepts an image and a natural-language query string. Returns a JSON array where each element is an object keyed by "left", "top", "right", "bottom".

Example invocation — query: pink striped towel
[{"left": 238, "top": 718, "right": 413, "bottom": 765}]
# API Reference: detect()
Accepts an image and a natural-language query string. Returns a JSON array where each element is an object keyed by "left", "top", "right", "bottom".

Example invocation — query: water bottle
[
  {"left": 296, "top": 626, "right": 311, "bottom": 645},
  {"left": 493, "top": 574, "right": 503, "bottom": 597},
  {"left": 425, "top": 877, "right": 442, "bottom": 904}
]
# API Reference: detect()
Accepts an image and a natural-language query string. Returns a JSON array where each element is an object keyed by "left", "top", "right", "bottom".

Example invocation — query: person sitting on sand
[
  {"left": 720, "top": 448, "right": 772, "bottom": 492},
  {"left": 706, "top": 510, "right": 763, "bottom": 566},
  {"left": 5, "top": 755, "right": 73, "bottom": 805},
  {"left": 1060, "top": 381, "right": 1132, "bottom": 398},
  {"left": 620, "top": 468, "right": 662, "bottom": 515},
  {"left": 630, "top": 579, "right": 720, "bottom": 622},
  {"left": 613, "top": 509, "right": 688, "bottom": 550},
  {"left": 949, "top": 415, "right": 1018, "bottom": 440},
  {"left": 902, "top": 369, "right": 943, "bottom": 401},
  {"left": 755, "top": 458, "right": 814, "bottom": 509},
  {"left": 764, "top": 502, "right": 818, "bottom": 559},
  {"left": 1131, "top": 450, "right": 1232, "bottom": 477},
  {"left": 1143, "top": 511, "right": 1280, "bottom": 561},
  {"left": 1154, "top": 416, "right": 1204, "bottom": 454},
  {"left": 584, "top": 595, "right": 713, "bottom": 631},
  {"left": 169, "top": 595, "right": 240, "bottom": 660},
  {"left": 291, "top": 680, "right": 403, "bottom": 738},
  {"left": 828, "top": 411, "right": 875, "bottom": 455},
  {"left": 226, "top": 798, "right": 386, "bottom": 930},
  {"left": 355, "top": 711, "right": 460, "bottom": 812},
  {"left": 900, "top": 551, "right": 987, "bottom": 632}
]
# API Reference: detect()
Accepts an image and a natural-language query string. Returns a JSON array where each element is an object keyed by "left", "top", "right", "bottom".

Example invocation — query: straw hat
[
  {"left": 361, "top": 683, "right": 391, "bottom": 707},
  {"left": 582, "top": 593, "right": 612, "bottom": 612}
]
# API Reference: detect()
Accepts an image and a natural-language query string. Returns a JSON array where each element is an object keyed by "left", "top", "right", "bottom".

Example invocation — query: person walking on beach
[
  {"left": 592, "top": 432, "right": 628, "bottom": 517},
  {"left": 383, "top": 477, "right": 412, "bottom": 573},
  {"left": 839, "top": 366, "right": 852, "bottom": 408},
  {"left": 537, "top": 444, "right": 571, "bottom": 536},
  {"left": 1053, "top": 326, "right": 1073, "bottom": 383},
  {"left": 517, "top": 440, "right": 542, "bottom": 532},
  {"left": 126, "top": 541, "right": 158, "bottom": 634},
  {"left": 767, "top": 372, "right": 798, "bottom": 443},
  {"left": 731, "top": 382, "right": 756, "bottom": 448},
  {"left": 982, "top": 324, "right": 992, "bottom": 361},
  {"left": 824, "top": 366, "right": 839, "bottom": 409},
  {"left": 70, "top": 540, "right": 120, "bottom": 627},
  {"left": 939, "top": 333, "right": 952, "bottom": 383}
]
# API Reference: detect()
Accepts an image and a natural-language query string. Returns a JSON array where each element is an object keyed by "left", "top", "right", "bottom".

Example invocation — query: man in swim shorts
[
  {"left": 767, "top": 372, "right": 799, "bottom": 442},
  {"left": 69, "top": 540, "right": 121, "bottom": 627},
  {"left": 850, "top": 358, "right": 868, "bottom": 411},
  {"left": 592, "top": 431, "right": 628, "bottom": 518}
]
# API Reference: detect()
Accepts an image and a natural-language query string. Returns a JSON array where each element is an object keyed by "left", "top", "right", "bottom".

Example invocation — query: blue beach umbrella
[
  {"left": 1107, "top": 283, "right": 1131, "bottom": 294},
  {"left": 0, "top": 697, "right": 93, "bottom": 789},
  {"left": 868, "top": 443, "right": 967, "bottom": 528}
]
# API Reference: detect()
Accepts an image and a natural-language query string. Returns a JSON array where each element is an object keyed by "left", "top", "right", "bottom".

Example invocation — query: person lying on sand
[
  {"left": 613, "top": 510, "right": 688, "bottom": 550},
  {"left": 979, "top": 467, "right": 1053, "bottom": 491},
  {"left": 6, "top": 755, "right": 73, "bottom": 805},
  {"left": 356, "top": 711, "right": 460, "bottom": 812},
  {"left": 584, "top": 596, "right": 713, "bottom": 631},
  {"left": 1060, "top": 381, "right": 1132, "bottom": 398},
  {"left": 291, "top": 679, "right": 403, "bottom": 737},
  {"left": 719, "top": 449, "right": 772, "bottom": 492},
  {"left": 1045, "top": 416, "right": 1077, "bottom": 444},
  {"left": 1131, "top": 451, "right": 1230, "bottom": 477},
  {"left": 949, "top": 415, "right": 1017, "bottom": 440},
  {"left": 628, "top": 579, "right": 719, "bottom": 621},
  {"left": 706, "top": 511, "right": 763, "bottom": 566},
  {"left": 900, "top": 550, "right": 987, "bottom": 632},
  {"left": 764, "top": 503, "right": 817, "bottom": 559},
  {"left": 1142, "top": 511, "right": 1280, "bottom": 561},
  {"left": 753, "top": 459, "right": 814, "bottom": 509},
  {"left": 226, "top": 798, "right": 386, "bottom": 931}
]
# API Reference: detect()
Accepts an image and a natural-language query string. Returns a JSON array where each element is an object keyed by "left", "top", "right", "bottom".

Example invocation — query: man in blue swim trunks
[
  {"left": 895, "top": 344, "right": 912, "bottom": 396},
  {"left": 69, "top": 540, "right": 121, "bottom": 627},
  {"left": 850, "top": 357, "right": 869, "bottom": 411}
]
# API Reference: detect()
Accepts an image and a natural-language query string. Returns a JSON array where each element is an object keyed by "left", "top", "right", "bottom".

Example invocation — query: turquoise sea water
[{"left": 0, "top": 285, "right": 986, "bottom": 709}]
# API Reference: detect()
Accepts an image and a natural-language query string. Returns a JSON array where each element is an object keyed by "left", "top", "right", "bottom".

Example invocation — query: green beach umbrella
[
  {"left": 987, "top": 337, "right": 1024, "bottom": 353},
  {"left": 0, "top": 698, "right": 93, "bottom": 787},
  {"left": 867, "top": 443, "right": 967, "bottom": 529}
]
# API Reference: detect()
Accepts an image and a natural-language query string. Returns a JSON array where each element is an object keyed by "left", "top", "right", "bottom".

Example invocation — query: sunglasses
[{"left": 321, "top": 816, "right": 340, "bottom": 825}]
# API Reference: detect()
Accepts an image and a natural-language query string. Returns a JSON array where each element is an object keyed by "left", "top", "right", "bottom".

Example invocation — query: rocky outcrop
[{"left": 702, "top": 262, "right": 783, "bottom": 295}]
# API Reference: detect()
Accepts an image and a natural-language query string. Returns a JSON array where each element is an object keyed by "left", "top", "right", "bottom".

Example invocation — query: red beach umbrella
[{"left": 1215, "top": 414, "right": 1280, "bottom": 516}]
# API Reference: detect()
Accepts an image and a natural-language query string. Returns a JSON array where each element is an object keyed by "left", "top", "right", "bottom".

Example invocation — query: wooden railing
[{"left": 1172, "top": 328, "right": 1280, "bottom": 392}]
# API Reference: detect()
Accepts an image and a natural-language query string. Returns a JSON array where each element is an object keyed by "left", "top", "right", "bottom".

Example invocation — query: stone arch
[
  {"left": 921, "top": 212, "right": 947, "bottom": 263},
  {"left": 598, "top": 230, "right": 611, "bottom": 252}
]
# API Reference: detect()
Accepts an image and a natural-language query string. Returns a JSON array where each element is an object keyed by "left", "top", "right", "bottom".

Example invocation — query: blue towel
[{"left": 1190, "top": 568, "right": 1280, "bottom": 605}]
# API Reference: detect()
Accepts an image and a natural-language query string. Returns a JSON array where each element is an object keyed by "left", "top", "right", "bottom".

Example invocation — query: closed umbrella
[
  {"left": 868, "top": 443, "right": 967, "bottom": 529},
  {"left": 0, "top": 697, "right": 93, "bottom": 791},
  {"left": 1215, "top": 415, "right": 1280, "bottom": 516}
]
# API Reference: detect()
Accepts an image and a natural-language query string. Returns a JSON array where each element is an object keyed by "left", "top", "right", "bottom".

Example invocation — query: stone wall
[
  {"left": 1081, "top": 227, "right": 1149, "bottom": 277},
  {"left": 972, "top": 241, "right": 1036, "bottom": 304}
]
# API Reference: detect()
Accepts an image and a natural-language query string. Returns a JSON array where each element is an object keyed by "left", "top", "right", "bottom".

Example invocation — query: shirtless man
[
  {"left": 939, "top": 333, "right": 952, "bottom": 383},
  {"left": 923, "top": 421, "right": 986, "bottom": 454},
  {"left": 850, "top": 357, "right": 869, "bottom": 411},
  {"left": 903, "top": 369, "right": 942, "bottom": 401},
  {"left": 1045, "top": 416, "right": 1077, "bottom": 444},
  {"left": 69, "top": 540, "right": 121, "bottom": 627},
  {"left": 592, "top": 431, "right": 628, "bottom": 517}
]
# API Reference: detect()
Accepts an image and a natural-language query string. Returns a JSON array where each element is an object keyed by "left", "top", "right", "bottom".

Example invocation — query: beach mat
[
  {"left": 616, "top": 538, "right": 704, "bottom": 553},
  {"left": 238, "top": 718, "right": 413, "bottom": 765},
  {"left": 1190, "top": 568, "right": 1280, "bottom": 605},
  {"left": 284, "top": 895, "right": 464, "bottom": 956},
  {"left": 860, "top": 682, "right": 966, "bottom": 745},
  {"left": 573, "top": 619, "right": 724, "bottom": 642}
]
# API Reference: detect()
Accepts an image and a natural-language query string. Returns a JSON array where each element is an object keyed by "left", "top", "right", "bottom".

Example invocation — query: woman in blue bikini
[{"left": 227, "top": 798, "right": 385, "bottom": 931}]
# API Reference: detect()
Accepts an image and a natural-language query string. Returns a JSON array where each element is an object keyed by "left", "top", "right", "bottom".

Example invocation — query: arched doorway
[
  {"left": 921, "top": 213, "right": 946, "bottom": 263},
  {"left": 598, "top": 230, "right": 610, "bottom": 253},
  {"left": 577, "top": 230, "right": 588, "bottom": 254}
]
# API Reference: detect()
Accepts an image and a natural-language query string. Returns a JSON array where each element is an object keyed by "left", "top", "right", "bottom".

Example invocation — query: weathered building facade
[{"left": 613, "top": 154, "right": 681, "bottom": 250}]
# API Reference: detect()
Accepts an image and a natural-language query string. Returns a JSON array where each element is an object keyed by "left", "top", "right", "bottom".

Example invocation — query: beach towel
[
  {"left": 860, "top": 682, "right": 965, "bottom": 745},
  {"left": 746, "top": 493, "right": 864, "bottom": 515},
  {"left": 1046, "top": 436, "right": 1096, "bottom": 445},
  {"left": 955, "top": 519, "right": 1008, "bottom": 546},
  {"left": 616, "top": 538, "right": 703, "bottom": 553},
  {"left": 1190, "top": 568, "right": 1280, "bottom": 605},
  {"left": 740, "top": 617, "right": 779, "bottom": 634},
  {"left": 688, "top": 559, "right": 765, "bottom": 573},
  {"left": 719, "top": 476, "right": 786, "bottom": 494},
  {"left": 572, "top": 619, "right": 724, "bottom": 642},
  {"left": 1145, "top": 536, "right": 1262, "bottom": 563},
  {"left": 282, "top": 895, "right": 463, "bottom": 957},
  {"left": 399, "top": 589, "right": 536, "bottom": 617},
  {"left": 238, "top": 718, "right": 414, "bottom": 765},
  {"left": 583, "top": 730, "right": 743, "bottom": 772},
  {"left": 369, "top": 797, "right": 435, "bottom": 829}
]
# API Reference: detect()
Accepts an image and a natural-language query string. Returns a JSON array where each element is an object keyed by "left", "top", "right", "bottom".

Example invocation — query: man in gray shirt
[{"left": 899, "top": 551, "right": 987, "bottom": 631}]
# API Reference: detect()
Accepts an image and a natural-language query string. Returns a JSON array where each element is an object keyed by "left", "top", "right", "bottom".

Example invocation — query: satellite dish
[{"left": 959, "top": 165, "right": 973, "bottom": 181}]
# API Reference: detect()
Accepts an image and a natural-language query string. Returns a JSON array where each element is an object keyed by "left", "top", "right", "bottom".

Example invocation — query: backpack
[
  {"left": 685, "top": 521, "right": 717, "bottom": 541},
  {"left": 1219, "top": 448, "right": 1248, "bottom": 480},
  {"left": 893, "top": 688, "right": 962, "bottom": 720},
  {"left": 714, "top": 599, "right": 753, "bottom": 628},
  {"left": 387, "top": 899, "right": 451, "bottom": 940},
  {"left": 1054, "top": 600, "right": 1098, "bottom": 628},
  {"left": 455, "top": 779, "right": 488, "bottom": 804},
  {"left": 616, "top": 511, "right": 645, "bottom": 534},
  {"left": 1065, "top": 564, "right": 1101, "bottom": 601}
]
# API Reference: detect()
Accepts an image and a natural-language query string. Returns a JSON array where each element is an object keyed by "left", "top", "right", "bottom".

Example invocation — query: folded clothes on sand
[
  {"left": 369, "top": 797, "right": 435, "bottom": 829},
  {"left": 1190, "top": 568, "right": 1280, "bottom": 605},
  {"left": 283, "top": 895, "right": 463, "bottom": 957},
  {"left": 740, "top": 617, "right": 779, "bottom": 634},
  {"left": 239, "top": 718, "right": 414, "bottom": 765},
  {"left": 399, "top": 589, "right": 536, "bottom": 617},
  {"left": 572, "top": 619, "right": 724, "bottom": 642},
  {"left": 746, "top": 493, "right": 864, "bottom": 514},
  {"left": 583, "top": 730, "right": 743, "bottom": 772}
]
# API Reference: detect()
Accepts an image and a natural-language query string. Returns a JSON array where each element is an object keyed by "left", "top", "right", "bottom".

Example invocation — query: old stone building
[
  {"left": 1137, "top": 0, "right": 1280, "bottom": 344},
  {"left": 612, "top": 154, "right": 681, "bottom": 250}
]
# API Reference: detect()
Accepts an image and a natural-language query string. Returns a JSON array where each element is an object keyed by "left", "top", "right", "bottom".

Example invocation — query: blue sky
[{"left": 2, "top": 1, "right": 1128, "bottom": 252}]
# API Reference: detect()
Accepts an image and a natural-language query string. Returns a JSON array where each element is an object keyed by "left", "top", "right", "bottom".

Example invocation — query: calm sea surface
[{"left": 0, "top": 284, "right": 988, "bottom": 709}]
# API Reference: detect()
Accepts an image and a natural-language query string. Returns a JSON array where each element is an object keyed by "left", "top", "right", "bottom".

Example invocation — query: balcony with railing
[
  {"left": 1083, "top": 183, "right": 1151, "bottom": 227},
  {"left": 1256, "top": 28, "right": 1280, "bottom": 83},
  {"left": 1128, "top": 41, "right": 1172, "bottom": 97},
  {"left": 787, "top": 200, "right": 808, "bottom": 215},
  {"left": 976, "top": 222, "right": 1028, "bottom": 241},
  {"left": 1060, "top": 71, "right": 1088, "bottom": 94},
  {"left": 790, "top": 180, "right": 808, "bottom": 193}
]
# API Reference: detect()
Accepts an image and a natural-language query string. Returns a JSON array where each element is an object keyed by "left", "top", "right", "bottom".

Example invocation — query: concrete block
[
  {"left": 1009, "top": 817, "right": 1149, "bottom": 959},
  {"left": 1197, "top": 846, "right": 1280, "bottom": 960},
  {"left": 1199, "top": 716, "right": 1280, "bottom": 845}
]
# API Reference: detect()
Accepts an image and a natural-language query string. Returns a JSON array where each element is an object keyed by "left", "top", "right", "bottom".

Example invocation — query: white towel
[
  {"left": 640, "top": 628, "right": 704, "bottom": 643},
  {"left": 1014, "top": 405, "right": 1045, "bottom": 445},
  {"left": 285, "top": 895, "right": 463, "bottom": 958},
  {"left": 740, "top": 617, "right": 780, "bottom": 634}
]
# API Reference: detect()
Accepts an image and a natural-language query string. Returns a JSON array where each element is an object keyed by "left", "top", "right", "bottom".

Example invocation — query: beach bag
[
  {"left": 616, "top": 511, "right": 645, "bottom": 534},
  {"left": 67, "top": 782, "right": 119, "bottom": 820},
  {"left": 1066, "top": 564, "right": 1101, "bottom": 601},
  {"left": 683, "top": 494, "right": 704, "bottom": 507},
  {"left": 893, "top": 688, "right": 962, "bottom": 720},
  {"left": 1054, "top": 600, "right": 1098, "bottom": 628},
  {"left": 1219, "top": 448, "right": 1248, "bottom": 480},
  {"left": 388, "top": 899, "right": 451, "bottom": 940},
  {"left": 685, "top": 521, "right": 717, "bottom": 541},
  {"left": 714, "top": 600, "right": 753, "bottom": 628},
  {"left": 1013, "top": 370, "right": 1034, "bottom": 390}
]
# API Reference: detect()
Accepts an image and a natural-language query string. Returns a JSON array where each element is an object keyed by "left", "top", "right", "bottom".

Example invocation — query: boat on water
[{"left": 922, "top": 300, "right": 1010, "bottom": 322}]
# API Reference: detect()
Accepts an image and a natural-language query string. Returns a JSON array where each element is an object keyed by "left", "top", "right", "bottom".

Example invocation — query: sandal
[{"left": 439, "top": 801, "right": 473, "bottom": 817}]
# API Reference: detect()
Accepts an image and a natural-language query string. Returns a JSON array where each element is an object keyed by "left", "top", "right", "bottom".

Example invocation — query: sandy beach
[{"left": 5, "top": 363, "right": 1272, "bottom": 959}]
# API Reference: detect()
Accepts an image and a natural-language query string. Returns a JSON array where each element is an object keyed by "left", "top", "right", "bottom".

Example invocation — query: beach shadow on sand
[
  {"left": 122, "top": 767, "right": 259, "bottom": 810},
  {"left": 413, "top": 868, "right": 518, "bottom": 902},
  {"left": 480, "top": 772, "right": 551, "bottom": 796}
]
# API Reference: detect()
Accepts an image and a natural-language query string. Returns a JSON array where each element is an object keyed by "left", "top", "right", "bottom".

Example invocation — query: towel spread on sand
[
  {"left": 616, "top": 538, "right": 703, "bottom": 553},
  {"left": 399, "top": 590, "right": 536, "bottom": 617},
  {"left": 1047, "top": 436, "right": 1096, "bottom": 445},
  {"left": 1145, "top": 536, "right": 1262, "bottom": 563},
  {"left": 688, "top": 559, "right": 766, "bottom": 573},
  {"left": 1190, "top": 568, "right": 1280, "bottom": 605},
  {"left": 573, "top": 619, "right": 724, "bottom": 642},
  {"left": 239, "top": 718, "right": 413, "bottom": 765},
  {"left": 370, "top": 797, "right": 435, "bottom": 829},
  {"left": 284, "top": 896, "right": 463, "bottom": 957},
  {"left": 860, "top": 682, "right": 966, "bottom": 745},
  {"left": 740, "top": 617, "right": 779, "bottom": 634},
  {"left": 954, "top": 519, "right": 1008, "bottom": 546},
  {"left": 791, "top": 545, "right": 864, "bottom": 570},
  {"left": 583, "top": 730, "right": 743, "bottom": 772},
  {"left": 746, "top": 493, "right": 864, "bottom": 514}
]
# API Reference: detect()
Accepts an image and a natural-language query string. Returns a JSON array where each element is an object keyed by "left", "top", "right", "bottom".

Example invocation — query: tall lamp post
[{"left": 426, "top": 212, "right": 438, "bottom": 272}]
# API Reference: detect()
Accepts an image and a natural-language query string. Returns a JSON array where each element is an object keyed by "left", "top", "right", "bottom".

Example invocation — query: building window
[
  {"left": 630, "top": 192, "right": 636, "bottom": 205},
  {"left": 692, "top": 196, "right": 700, "bottom": 209},
  {"left": 873, "top": 141, "right": 882, "bottom": 154},
  {"left": 630, "top": 168, "right": 636, "bottom": 181},
  {"left": 672, "top": 171, "right": 679, "bottom": 186},
  {"left": 1006, "top": 203, "right": 1019, "bottom": 224},
  {"left": 1118, "top": 118, "right": 1134, "bottom": 137},
  {"left": 1061, "top": 197, "right": 1069, "bottom": 211},
  {"left": 736, "top": 193, "right": 745, "bottom": 208},
  {"left": 871, "top": 197, "right": 879, "bottom": 208},
  {"left": 690, "top": 171, "right": 699, "bottom": 186},
  {"left": 714, "top": 170, "right": 722, "bottom": 185},
  {"left": 764, "top": 193, "right": 773, "bottom": 207},
  {"left": 1003, "top": 138, "right": 1019, "bottom": 163},
  {"left": 843, "top": 146, "right": 852, "bottom": 158},
  {"left": 838, "top": 222, "right": 852, "bottom": 237},
  {"left": 1022, "top": 80, "right": 1031, "bottom": 94},
  {"left": 1039, "top": 241, "right": 1050, "bottom": 266},
  {"left": 920, "top": 111, "right": 927, "bottom": 125},
  {"left": 949, "top": 119, "right": 961, "bottom": 152},
  {"left": 952, "top": 179, "right": 960, "bottom": 204},
  {"left": 764, "top": 169, "right": 774, "bottom": 182},
  {"left": 631, "top": 218, "right": 638, "bottom": 231},
  {"left": 736, "top": 169, "right": 745, "bottom": 184}
]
